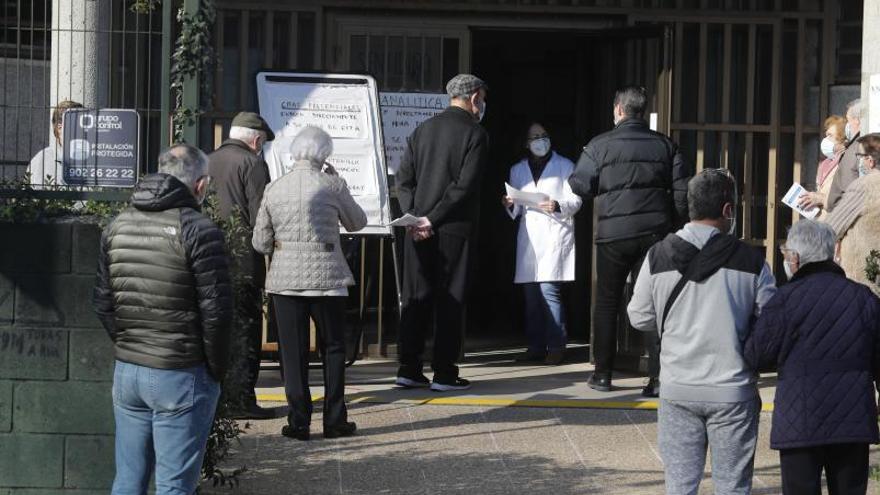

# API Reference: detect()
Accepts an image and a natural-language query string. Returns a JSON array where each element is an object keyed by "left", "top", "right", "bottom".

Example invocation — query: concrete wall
[{"left": 0, "top": 221, "right": 114, "bottom": 494}]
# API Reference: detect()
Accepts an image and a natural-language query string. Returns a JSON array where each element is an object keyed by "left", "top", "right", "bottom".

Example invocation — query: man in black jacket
[
  {"left": 395, "top": 73, "right": 489, "bottom": 391},
  {"left": 93, "top": 144, "right": 233, "bottom": 494},
  {"left": 569, "top": 86, "right": 691, "bottom": 393},
  {"left": 208, "top": 111, "right": 276, "bottom": 419}
]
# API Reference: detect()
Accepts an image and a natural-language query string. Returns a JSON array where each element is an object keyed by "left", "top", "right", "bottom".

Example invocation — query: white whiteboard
[
  {"left": 379, "top": 92, "right": 449, "bottom": 174},
  {"left": 256, "top": 72, "right": 391, "bottom": 235}
]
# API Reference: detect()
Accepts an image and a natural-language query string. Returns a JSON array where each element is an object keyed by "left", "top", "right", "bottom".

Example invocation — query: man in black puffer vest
[
  {"left": 93, "top": 144, "right": 232, "bottom": 494},
  {"left": 569, "top": 86, "right": 692, "bottom": 394}
]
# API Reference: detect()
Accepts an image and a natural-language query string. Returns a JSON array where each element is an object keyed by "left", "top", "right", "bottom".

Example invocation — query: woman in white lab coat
[{"left": 502, "top": 123, "right": 582, "bottom": 365}]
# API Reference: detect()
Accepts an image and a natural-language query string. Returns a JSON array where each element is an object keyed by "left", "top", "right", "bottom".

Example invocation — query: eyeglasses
[
  {"left": 778, "top": 246, "right": 796, "bottom": 256},
  {"left": 528, "top": 134, "right": 549, "bottom": 141}
]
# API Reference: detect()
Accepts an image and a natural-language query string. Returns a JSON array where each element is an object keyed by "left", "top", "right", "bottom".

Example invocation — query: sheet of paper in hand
[
  {"left": 782, "top": 183, "right": 819, "bottom": 219},
  {"left": 505, "top": 183, "right": 550, "bottom": 209},
  {"left": 387, "top": 213, "right": 422, "bottom": 227}
]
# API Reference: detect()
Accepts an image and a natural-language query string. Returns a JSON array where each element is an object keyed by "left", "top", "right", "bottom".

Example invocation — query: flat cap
[
  {"left": 445, "top": 74, "right": 488, "bottom": 98},
  {"left": 231, "top": 111, "right": 275, "bottom": 141}
]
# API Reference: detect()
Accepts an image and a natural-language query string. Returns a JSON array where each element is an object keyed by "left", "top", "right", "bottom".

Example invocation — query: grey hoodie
[{"left": 627, "top": 223, "right": 776, "bottom": 402}]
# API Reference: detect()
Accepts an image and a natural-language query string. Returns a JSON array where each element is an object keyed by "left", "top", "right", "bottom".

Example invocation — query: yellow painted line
[{"left": 256, "top": 393, "right": 775, "bottom": 412}]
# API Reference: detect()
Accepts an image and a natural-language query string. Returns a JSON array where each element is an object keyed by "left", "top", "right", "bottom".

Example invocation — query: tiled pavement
[{"left": 200, "top": 351, "right": 880, "bottom": 494}]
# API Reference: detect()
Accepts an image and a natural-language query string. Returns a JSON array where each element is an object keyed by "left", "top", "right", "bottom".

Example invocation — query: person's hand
[
  {"left": 322, "top": 162, "right": 338, "bottom": 176},
  {"left": 537, "top": 200, "right": 558, "bottom": 214},
  {"left": 501, "top": 195, "right": 514, "bottom": 208},
  {"left": 797, "top": 191, "right": 824, "bottom": 210},
  {"left": 407, "top": 217, "right": 433, "bottom": 242}
]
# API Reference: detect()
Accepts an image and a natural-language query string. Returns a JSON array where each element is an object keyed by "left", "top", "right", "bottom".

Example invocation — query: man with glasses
[
  {"left": 627, "top": 168, "right": 776, "bottom": 494},
  {"left": 569, "top": 86, "right": 692, "bottom": 394}
]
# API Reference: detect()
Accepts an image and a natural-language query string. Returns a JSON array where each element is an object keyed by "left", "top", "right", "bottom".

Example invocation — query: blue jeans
[
  {"left": 522, "top": 282, "right": 567, "bottom": 353},
  {"left": 111, "top": 361, "right": 220, "bottom": 495}
]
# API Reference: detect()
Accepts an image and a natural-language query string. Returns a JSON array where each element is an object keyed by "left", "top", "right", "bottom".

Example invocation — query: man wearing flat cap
[
  {"left": 396, "top": 73, "right": 489, "bottom": 391},
  {"left": 208, "top": 111, "right": 277, "bottom": 419}
]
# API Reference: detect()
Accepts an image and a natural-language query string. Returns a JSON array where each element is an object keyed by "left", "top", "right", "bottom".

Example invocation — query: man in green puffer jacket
[{"left": 93, "top": 144, "right": 233, "bottom": 495}]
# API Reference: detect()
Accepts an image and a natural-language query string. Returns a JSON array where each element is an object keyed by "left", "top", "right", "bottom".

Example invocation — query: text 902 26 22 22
[{"left": 64, "top": 166, "right": 135, "bottom": 186}]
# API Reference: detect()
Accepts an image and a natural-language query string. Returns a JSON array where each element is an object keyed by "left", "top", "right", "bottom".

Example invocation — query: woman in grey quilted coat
[{"left": 252, "top": 126, "right": 367, "bottom": 441}]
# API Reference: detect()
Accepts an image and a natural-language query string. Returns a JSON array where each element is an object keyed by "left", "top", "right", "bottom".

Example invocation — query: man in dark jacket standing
[
  {"left": 395, "top": 73, "right": 489, "bottom": 391},
  {"left": 569, "top": 86, "right": 691, "bottom": 393},
  {"left": 93, "top": 144, "right": 233, "bottom": 494},
  {"left": 745, "top": 219, "right": 880, "bottom": 495},
  {"left": 208, "top": 111, "right": 276, "bottom": 419}
]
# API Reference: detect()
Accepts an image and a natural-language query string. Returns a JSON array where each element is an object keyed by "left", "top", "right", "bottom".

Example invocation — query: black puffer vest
[{"left": 94, "top": 173, "right": 232, "bottom": 378}]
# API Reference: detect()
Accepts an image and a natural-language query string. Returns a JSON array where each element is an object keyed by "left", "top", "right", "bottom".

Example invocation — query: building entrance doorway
[{"left": 467, "top": 26, "right": 671, "bottom": 369}]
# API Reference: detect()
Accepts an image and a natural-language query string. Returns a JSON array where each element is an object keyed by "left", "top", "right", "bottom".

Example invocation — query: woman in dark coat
[{"left": 744, "top": 219, "right": 880, "bottom": 495}]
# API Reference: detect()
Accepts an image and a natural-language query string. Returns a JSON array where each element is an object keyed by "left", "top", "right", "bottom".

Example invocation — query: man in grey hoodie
[{"left": 627, "top": 169, "right": 776, "bottom": 495}]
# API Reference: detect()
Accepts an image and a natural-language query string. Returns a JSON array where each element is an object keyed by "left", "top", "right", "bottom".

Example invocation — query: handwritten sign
[
  {"left": 275, "top": 98, "right": 367, "bottom": 139},
  {"left": 257, "top": 72, "right": 392, "bottom": 235},
  {"left": 330, "top": 154, "right": 377, "bottom": 196},
  {"left": 380, "top": 92, "right": 449, "bottom": 174}
]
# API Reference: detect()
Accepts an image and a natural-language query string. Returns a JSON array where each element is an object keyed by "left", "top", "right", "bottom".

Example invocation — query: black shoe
[
  {"left": 324, "top": 421, "right": 357, "bottom": 439},
  {"left": 230, "top": 403, "right": 283, "bottom": 420},
  {"left": 396, "top": 373, "right": 431, "bottom": 388},
  {"left": 430, "top": 377, "right": 471, "bottom": 392},
  {"left": 515, "top": 352, "right": 546, "bottom": 363},
  {"left": 281, "top": 425, "right": 310, "bottom": 441},
  {"left": 544, "top": 350, "right": 565, "bottom": 366},
  {"left": 641, "top": 377, "right": 660, "bottom": 398},
  {"left": 587, "top": 372, "right": 612, "bottom": 392}
]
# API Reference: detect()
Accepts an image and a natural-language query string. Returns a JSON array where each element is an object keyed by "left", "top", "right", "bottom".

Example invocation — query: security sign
[{"left": 62, "top": 108, "right": 140, "bottom": 187}]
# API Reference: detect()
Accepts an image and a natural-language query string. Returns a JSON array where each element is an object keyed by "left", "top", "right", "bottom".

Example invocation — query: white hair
[
  {"left": 229, "top": 125, "right": 264, "bottom": 143},
  {"left": 786, "top": 220, "right": 836, "bottom": 265},
  {"left": 158, "top": 144, "right": 208, "bottom": 190},
  {"left": 847, "top": 99, "right": 864, "bottom": 121},
  {"left": 290, "top": 126, "right": 333, "bottom": 164}
]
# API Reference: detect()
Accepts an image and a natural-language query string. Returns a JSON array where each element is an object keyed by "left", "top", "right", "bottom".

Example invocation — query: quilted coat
[
  {"left": 93, "top": 173, "right": 233, "bottom": 380},
  {"left": 744, "top": 260, "right": 880, "bottom": 449},
  {"left": 252, "top": 160, "right": 367, "bottom": 292}
]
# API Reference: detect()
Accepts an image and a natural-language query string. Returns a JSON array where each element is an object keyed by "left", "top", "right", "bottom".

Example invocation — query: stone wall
[{"left": 0, "top": 221, "right": 114, "bottom": 494}]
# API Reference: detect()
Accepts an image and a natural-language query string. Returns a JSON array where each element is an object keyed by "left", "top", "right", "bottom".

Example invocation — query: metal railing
[{"left": 0, "top": 0, "right": 167, "bottom": 201}]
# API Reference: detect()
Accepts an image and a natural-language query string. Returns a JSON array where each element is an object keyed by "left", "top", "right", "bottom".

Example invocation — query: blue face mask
[{"left": 858, "top": 157, "right": 868, "bottom": 177}]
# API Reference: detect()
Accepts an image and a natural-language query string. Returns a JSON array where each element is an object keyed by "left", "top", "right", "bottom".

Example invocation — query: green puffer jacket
[{"left": 93, "top": 173, "right": 233, "bottom": 379}]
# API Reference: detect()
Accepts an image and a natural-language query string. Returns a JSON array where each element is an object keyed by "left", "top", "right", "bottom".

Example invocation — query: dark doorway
[{"left": 467, "top": 26, "right": 669, "bottom": 366}]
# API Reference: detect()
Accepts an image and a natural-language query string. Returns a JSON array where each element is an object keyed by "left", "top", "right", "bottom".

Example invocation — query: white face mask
[
  {"left": 783, "top": 260, "right": 794, "bottom": 279},
  {"left": 858, "top": 157, "right": 869, "bottom": 177},
  {"left": 476, "top": 100, "right": 486, "bottom": 122},
  {"left": 529, "top": 138, "right": 551, "bottom": 157},
  {"left": 820, "top": 137, "right": 836, "bottom": 159},
  {"left": 845, "top": 122, "right": 854, "bottom": 141}
]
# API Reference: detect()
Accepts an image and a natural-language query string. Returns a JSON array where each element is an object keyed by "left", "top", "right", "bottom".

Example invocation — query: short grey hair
[
  {"left": 158, "top": 144, "right": 208, "bottom": 190},
  {"left": 688, "top": 168, "right": 737, "bottom": 220},
  {"left": 847, "top": 99, "right": 864, "bottom": 121},
  {"left": 229, "top": 125, "right": 264, "bottom": 143},
  {"left": 614, "top": 86, "right": 648, "bottom": 118},
  {"left": 785, "top": 220, "right": 836, "bottom": 265},
  {"left": 290, "top": 126, "right": 333, "bottom": 164}
]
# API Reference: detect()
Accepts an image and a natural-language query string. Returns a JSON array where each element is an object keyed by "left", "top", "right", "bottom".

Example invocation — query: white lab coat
[{"left": 507, "top": 151, "right": 582, "bottom": 284}]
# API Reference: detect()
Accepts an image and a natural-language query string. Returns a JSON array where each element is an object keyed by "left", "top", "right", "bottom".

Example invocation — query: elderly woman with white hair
[
  {"left": 744, "top": 219, "right": 880, "bottom": 495},
  {"left": 252, "top": 126, "right": 367, "bottom": 441}
]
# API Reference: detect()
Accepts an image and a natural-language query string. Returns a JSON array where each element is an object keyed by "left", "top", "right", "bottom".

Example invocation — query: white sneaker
[
  {"left": 430, "top": 378, "right": 471, "bottom": 392},
  {"left": 395, "top": 374, "right": 430, "bottom": 388}
]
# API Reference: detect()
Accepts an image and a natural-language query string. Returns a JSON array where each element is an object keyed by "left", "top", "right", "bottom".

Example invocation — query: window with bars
[
  {"left": 0, "top": 0, "right": 50, "bottom": 60},
  {"left": 349, "top": 34, "right": 459, "bottom": 92}
]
